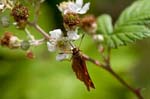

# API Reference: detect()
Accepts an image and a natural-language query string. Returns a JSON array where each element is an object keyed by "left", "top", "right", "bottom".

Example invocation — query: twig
[
  {"left": 27, "top": 22, "right": 50, "bottom": 40},
  {"left": 25, "top": 27, "right": 35, "bottom": 41},
  {"left": 82, "top": 54, "right": 143, "bottom": 99},
  {"left": 29, "top": 38, "right": 45, "bottom": 46},
  {"left": 108, "top": 67, "right": 143, "bottom": 99},
  {"left": 33, "top": 0, "right": 41, "bottom": 24}
]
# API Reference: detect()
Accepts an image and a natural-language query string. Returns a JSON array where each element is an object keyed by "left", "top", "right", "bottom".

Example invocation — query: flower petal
[
  {"left": 56, "top": 53, "right": 69, "bottom": 61},
  {"left": 75, "top": 0, "right": 83, "bottom": 8},
  {"left": 49, "top": 29, "right": 62, "bottom": 39},
  {"left": 57, "top": 2, "right": 70, "bottom": 13},
  {"left": 78, "top": 2, "right": 90, "bottom": 14},
  {"left": 47, "top": 42, "right": 56, "bottom": 52},
  {"left": 67, "top": 31, "right": 80, "bottom": 40},
  {"left": 0, "top": 3, "right": 4, "bottom": 10},
  {"left": 57, "top": 4, "right": 63, "bottom": 12},
  {"left": 68, "top": 3, "right": 79, "bottom": 13}
]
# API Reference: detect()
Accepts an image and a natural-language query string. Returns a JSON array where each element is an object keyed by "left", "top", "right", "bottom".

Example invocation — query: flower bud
[
  {"left": 20, "top": 40, "right": 30, "bottom": 51},
  {"left": 81, "top": 15, "right": 97, "bottom": 34},
  {"left": 0, "top": 16, "right": 10, "bottom": 27},
  {"left": 26, "top": 50, "right": 35, "bottom": 59},
  {"left": 92, "top": 34, "right": 104, "bottom": 42},
  {"left": 0, "top": 32, "right": 20, "bottom": 48}
]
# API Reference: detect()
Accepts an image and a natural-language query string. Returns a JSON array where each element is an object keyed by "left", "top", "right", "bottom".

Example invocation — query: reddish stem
[{"left": 82, "top": 54, "right": 143, "bottom": 99}]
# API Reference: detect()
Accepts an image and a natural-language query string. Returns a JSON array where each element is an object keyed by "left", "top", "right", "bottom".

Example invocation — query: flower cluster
[
  {"left": 0, "top": 0, "right": 145, "bottom": 96},
  {"left": 59, "top": 0, "right": 90, "bottom": 41},
  {"left": 0, "top": 0, "right": 104, "bottom": 60},
  {"left": 47, "top": 0, "right": 92, "bottom": 61}
]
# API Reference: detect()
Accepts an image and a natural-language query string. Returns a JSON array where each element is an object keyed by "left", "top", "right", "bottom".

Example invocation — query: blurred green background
[{"left": 0, "top": 0, "right": 150, "bottom": 99}]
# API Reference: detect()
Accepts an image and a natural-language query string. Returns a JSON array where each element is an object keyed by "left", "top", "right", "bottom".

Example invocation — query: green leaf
[
  {"left": 97, "top": 14, "right": 113, "bottom": 35},
  {"left": 107, "top": 25, "right": 150, "bottom": 48},
  {"left": 104, "top": 0, "right": 150, "bottom": 48},
  {"left": 115, "top": 0, "right": 150, "bottom": 28}
]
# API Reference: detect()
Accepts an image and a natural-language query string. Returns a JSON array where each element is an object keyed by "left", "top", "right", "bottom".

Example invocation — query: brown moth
[{"left": 72, "top": 48, "right": 95, "bottom": 91}]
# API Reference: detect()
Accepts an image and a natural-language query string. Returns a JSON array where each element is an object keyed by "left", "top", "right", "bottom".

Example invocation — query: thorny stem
[{"left": 82, "top": 53, "right": 143, "bottom": 99}]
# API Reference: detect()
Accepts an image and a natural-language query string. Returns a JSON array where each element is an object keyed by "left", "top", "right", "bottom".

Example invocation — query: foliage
[
  {"left": 1, "top": 0, "right": 150, "bottom": 99},
  {"left": 97, "top": 0, "right": 150, "bottom": 48}
]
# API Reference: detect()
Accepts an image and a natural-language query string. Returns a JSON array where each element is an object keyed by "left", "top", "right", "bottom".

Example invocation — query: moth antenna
[
  {"left": 69, "top": 41, "right": 75, "bottom": 49},
  {"left": 79, "top": 34, "right": 85, "bottom": 48}
]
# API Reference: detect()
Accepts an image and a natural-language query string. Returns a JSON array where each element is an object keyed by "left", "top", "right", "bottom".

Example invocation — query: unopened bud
[
  {"left": 0, "top": 16, "right": 10, "bottom": 27},
  {"left": 93, "top": 34, "right": 104, "bottom": 42},
  {"left": 98, "top": 45, "right": 105, "bottom": 53},
  {"left": 0, "top": 32, "right": 20, "bottom": 48},
  {"left": 81, "top": 15, "right": 97, "bottom": 34},
  {"left": 26, "top": 50, "right": 35, "bottom": 59},
  {"left": 21, "top": 40, "right": 30, "bottom": 51}
]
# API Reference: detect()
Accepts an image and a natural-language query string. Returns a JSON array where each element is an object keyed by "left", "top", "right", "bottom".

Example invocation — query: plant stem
[
  {"left": 27, "top": 22, "right": 50, "bottom": 40},
  {"left": 33, "top": 0, "right": 41, "bottom": 24},
  {"left": 25, "top": 28, "right": 35, "bottom": 41},
  {"left": 27, "top": 15, "right": 143, "bottom": 98},
  {"left": 82, "top": 54, "right": 143, "bottom": 99},
  {"left": 107, "top": 67, "right": 143, "bottom": 99}
]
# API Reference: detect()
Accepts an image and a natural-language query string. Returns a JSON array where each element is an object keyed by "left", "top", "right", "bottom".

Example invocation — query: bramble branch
[
  {"left": 83, "top": 53, "right": 143, "bottom": 99},
  {"left": 0, "top": 0, "right": 147, "bottom": 99}
]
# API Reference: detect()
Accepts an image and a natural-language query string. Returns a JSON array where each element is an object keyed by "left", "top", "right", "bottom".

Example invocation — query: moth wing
[{"left": 72, "top": 55, "right": 95, "bottom": 91}]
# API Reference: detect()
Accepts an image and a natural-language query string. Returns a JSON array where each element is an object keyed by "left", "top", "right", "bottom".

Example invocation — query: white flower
[
  {"left": 47, "top": 29, "right": 71, "bottom": 61},
  {"left": 47, "top": 41, "right": 57, "bottom": 52},
  {"left": 57, "top": 0, "right": 90, "bottom": 14},
  {"left": 47, "top": 29, "right": 62, "bottom": 52},
  {"left": 67, "top": 30, "right": 80, "bottom": 40},
  {"left": 56, "top": 53, "right": 69, "bottom": 61}
]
